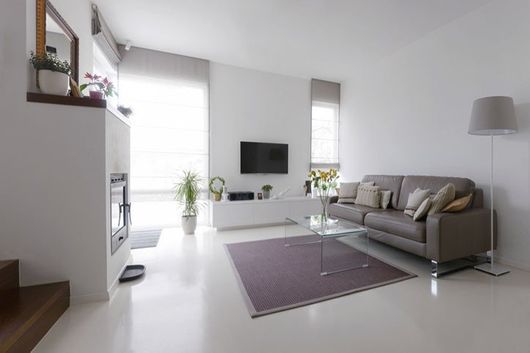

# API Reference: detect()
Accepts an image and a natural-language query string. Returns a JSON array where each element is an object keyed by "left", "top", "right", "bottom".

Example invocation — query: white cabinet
[{"left": 210, "top": 196, "right": 321, "bottom": 230}]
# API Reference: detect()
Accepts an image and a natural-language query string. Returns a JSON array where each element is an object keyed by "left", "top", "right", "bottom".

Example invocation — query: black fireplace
[{"left": 110, "top": 173, "right": 130, "bottom": 254}]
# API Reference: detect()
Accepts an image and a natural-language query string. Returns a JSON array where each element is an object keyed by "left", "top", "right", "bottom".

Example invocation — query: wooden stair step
[
  {"left": 0, "top": 261, "right": 19, "bottom": 292},
  {"left": 0, "top": 281, "right": 70, "bottom": 353}
]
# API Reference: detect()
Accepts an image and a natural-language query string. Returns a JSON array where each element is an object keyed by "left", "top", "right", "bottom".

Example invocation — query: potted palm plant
[
  {"left": 29, "top": 51, "right": 71, "bottom": 95},
  {"left": 175, "top": 170, "right": 201, "bottom": 234}
]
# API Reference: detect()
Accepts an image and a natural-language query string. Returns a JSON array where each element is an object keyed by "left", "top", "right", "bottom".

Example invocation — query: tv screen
[{"left": 240, "top": 141, "right": 288, "bottom": 174}]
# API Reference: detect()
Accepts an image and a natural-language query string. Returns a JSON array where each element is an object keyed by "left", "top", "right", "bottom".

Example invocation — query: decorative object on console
[
  {"left": 309, "top": 169, "right": 339, "bottom": 220},
  {"left": 29, "top": 51, "right": 71, "bottom": 95},
  {"left": 442, "top": 194, "right": 472, "bottom": 212},
  {"left": 355, "top": 184, "right": 381, "bottom": 208},
  {"left": 271, "top": 188, "right": 291, "bottom": 200},
  {"left": 80, "top": 72, "right": 116, "bottom": 99},
  {"left": 468, "top": 95, "right": 518, "bottom": 276},
  {"left": 257, "top": 192, "right": 263, "bottom": 200},
  {"left": 261, "top": 184, "right": 273, "bottom": 199},
  {"left": 209, "top": 176, "right": 226, "bottom": 201},
  {"left": 304, "top": 180, "right": 312, "bottom": 196},
  {"left": 221, "top": 186, "right": 229, "bottom": 202},
  {"left": 404, "top": 188, "right": 431, "bottom": 217},
  {"left": 175, "top": 170, "right": 202, "bottom": 235},
  {"left": 117, "top": 105, "right": 133, "bottom": 117}
]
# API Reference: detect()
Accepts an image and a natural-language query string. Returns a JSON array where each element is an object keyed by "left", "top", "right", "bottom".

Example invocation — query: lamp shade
[{"left": 468, "top": 96, "right": 517, "bottom": 135}]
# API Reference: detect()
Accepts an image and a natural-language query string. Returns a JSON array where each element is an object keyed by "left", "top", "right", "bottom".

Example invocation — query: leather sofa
[{"left": 329, "top": 175, "right": 495, "bottom": 276}]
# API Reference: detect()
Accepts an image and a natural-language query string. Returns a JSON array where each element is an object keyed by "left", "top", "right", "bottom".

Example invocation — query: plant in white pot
[
  {"left": 175, "top": 170, "right": 202, "bottom": 235},
  {"left": 29, "top": 51, "right": 71, "bottom": 95},
  {"left": 261, "top": 184, "right": 273, "bottom": 199}
]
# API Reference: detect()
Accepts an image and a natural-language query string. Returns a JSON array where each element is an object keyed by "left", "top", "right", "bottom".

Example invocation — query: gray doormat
[
  {"left": 225, "top": 235, "right": 416, "bottom": 318},
  {"left": 130, "top": 229, "right": 162, "bottom": 249}
]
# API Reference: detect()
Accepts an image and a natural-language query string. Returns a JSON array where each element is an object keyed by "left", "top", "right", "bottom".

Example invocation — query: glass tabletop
[{"left": 286, "top": 215, "right": 367, "bottom": 237}]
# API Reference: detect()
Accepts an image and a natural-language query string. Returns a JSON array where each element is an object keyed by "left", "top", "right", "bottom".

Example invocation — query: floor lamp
[{"left": 468, "top": 96, "right": 517, "bottom": 276}]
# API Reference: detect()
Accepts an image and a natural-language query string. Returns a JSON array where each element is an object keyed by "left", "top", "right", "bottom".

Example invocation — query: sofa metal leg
[
  {"left": 431, "top": 261, "right": 440, "bottom": 278},
  {"left": 431, "top": 256, "right": 489, "bottom": 278}
]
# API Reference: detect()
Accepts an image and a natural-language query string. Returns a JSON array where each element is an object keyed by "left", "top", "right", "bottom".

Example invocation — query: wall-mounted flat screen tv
[{"left": 240, "top": 141, "right": 288, "bottom": 174}]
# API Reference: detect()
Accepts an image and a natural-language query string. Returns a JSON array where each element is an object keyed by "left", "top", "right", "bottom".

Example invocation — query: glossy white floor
[{"left": 34, "top": 226, "right": 530, "bottom": 353}]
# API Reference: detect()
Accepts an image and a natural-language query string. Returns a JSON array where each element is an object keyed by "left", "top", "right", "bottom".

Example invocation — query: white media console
[{"left": 209, "top": 196, "right": 322, "bottom": 230}]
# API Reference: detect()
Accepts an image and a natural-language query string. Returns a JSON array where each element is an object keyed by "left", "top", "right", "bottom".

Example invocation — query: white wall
[
  {"left": 0, "top": 0, "right": 129, "bottom": 301},
  {"left": 210, "top": 63, "right": 311, "bottom": 197},
  {"left": 340, "top": 0, "right": 530, "bottom": 270}
]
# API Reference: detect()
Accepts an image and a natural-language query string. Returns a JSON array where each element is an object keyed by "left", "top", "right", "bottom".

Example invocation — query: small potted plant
[
  {"left": 80, "top": 72, "right": 116, "bottom": 100},
  {"left": 29, "top": 51, "right": 71, "bottom": 95},
  {"left": 175, "top": 170, "right": 202, "bottom": 235},
  {"left": 261, "top": 184, "right": 273, "bottom": 199},
  {"left": 209, "top": 176, "right": 225, "bottom": 201}
]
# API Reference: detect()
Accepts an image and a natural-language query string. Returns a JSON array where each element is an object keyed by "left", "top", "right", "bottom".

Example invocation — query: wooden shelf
[{"left": 27, "top": 92, "right": 107, "bottom": 108}]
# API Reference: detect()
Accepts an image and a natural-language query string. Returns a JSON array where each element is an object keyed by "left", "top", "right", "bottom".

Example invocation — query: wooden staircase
[{"left": 0, "top": 260, "right": 69, "bottom": 353}]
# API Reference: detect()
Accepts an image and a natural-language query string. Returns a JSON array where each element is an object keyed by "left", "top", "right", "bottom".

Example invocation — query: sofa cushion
[
  {"left": 328, "top": 203, "right": 382, "bottom": 225},
  {"left": 362, "top": 175, "right": 404, "bottom": 209},
  {"left": 397, "top": 175, "right": 475, "bottom": 210},
  {"left": 428, "top": 183, "right": 456, "bottom": 215},
  {"left": 365, "top": 210, "right": 427, "bottom": 243},
  {"left": 355, "top": 185, "right": 381, "bottom": 208}
]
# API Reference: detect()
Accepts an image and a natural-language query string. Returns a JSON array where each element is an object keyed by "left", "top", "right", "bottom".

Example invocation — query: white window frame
[{"left": 310, "top": 100, "right": 340, "bottom": 170}]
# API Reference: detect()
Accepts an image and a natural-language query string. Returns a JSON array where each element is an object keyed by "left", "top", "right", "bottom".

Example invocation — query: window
[
  {"left": 118, "top": 48, "right": 209, "bottom": 228},
  {"left": 311, "top": 79, "right": 340, "bottom": 169},
  {"left": 120, "top": 74, "right": 209, "bottom": 202}
]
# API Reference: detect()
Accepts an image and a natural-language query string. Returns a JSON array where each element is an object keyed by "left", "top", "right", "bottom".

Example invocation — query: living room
[{"left": 1, "top": 0, "right": 529, "bottom": 352}]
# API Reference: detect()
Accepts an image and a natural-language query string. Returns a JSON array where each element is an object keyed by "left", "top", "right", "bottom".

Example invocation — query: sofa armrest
[
  {"left": 329, "top": 196, "right": 339, "bottom": 204},
  {"left": 426, "top": 208, "right": 496, "bottom": 262}
]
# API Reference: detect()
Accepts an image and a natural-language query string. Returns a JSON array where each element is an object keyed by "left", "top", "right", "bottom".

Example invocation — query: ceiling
[{"left": 92, "top": 0, "right": 492, "bottom": 81}]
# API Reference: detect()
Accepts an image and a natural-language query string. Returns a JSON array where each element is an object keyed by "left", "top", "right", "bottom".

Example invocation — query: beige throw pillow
[
  {"left": 404, "top": 188, "right": 431, "bottom": 216},
  {"left": 442, "top": 193, "right": 472, "bottom": 212},
  {"left": 338, "top": 182, "right": 359, "bottom": 199},
  {"left": 355, "top": 185, "right": 381, "bottom": 208},
  {"left": 380, "top": 190, "right": 392, "bottom": 209},
  {"left": 428, "top": 183, "right": 456, "bottom": 215},
  {"left": 413, "top": 197, "right": 432, "bottom": 221}
]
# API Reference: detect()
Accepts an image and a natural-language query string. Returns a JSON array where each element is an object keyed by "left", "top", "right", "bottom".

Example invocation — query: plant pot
[
  {"left": 89, "top": 90, "right": 104, "bottom": 100},
  {"left": 182, "top": 215, "right": 197, "bottom": 235},
  {"left": 263, "top": 190, "right": 270, "bottom": 199},
  {"left": 38, "top": 70, "right": 70, "bottom": 95},
  {"left": 213, "top": 193, "right": 221, "bottom": 201}
]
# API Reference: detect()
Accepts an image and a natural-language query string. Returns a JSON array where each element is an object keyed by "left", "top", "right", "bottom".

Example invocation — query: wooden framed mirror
[{"left": 36, "top": 0, "right": 79, "bottom": 83}]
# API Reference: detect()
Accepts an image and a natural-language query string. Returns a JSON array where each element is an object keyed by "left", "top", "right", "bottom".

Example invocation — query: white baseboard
[
  {"left": 70, "top": 291, "right": 109, "bottom": 304},
  {"left": 107, "top": 253, "right": 133, "bottom": 302},
  {"left": 496, "top": 255, "right": 530, "bottom": 272}
]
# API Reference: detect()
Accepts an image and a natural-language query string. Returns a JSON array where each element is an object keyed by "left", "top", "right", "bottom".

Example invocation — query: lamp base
[{"left": 474, "top": 262, "right": 510, "bottom": 276}]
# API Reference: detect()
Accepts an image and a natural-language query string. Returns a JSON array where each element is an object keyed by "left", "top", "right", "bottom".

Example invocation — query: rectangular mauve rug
[{"left": 225, "top": 235, "right": 416, "bottom": 318}]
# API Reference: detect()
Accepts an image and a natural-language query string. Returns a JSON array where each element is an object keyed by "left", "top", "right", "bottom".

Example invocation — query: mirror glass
[{"left": 45, "top": 13, "right": 71, "bottom": 64}]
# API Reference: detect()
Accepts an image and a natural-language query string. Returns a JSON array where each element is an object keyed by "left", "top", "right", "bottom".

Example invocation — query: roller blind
[
  {"left": 119, "top": 48, "right": 209, "bottom": 202},
  {"left": 311, "top": 79, "right": 340, "bottom": 169}
]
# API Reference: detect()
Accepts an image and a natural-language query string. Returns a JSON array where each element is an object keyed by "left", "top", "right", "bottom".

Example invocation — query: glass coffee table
[{"left": 284, "top": 215, "right": 369, "bottom": 276}]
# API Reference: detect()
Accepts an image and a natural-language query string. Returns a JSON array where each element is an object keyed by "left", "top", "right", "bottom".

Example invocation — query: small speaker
[{"left": 228, "top": 191, "right": 254, "bottom": 201}]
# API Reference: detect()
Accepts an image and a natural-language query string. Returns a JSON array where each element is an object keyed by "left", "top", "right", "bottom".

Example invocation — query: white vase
[
  {"left": 182, "top": 215, "right": 197, "bottom": 235},
  {"left": 38, "top": 70, "right": 70, "bottom": 95}
]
